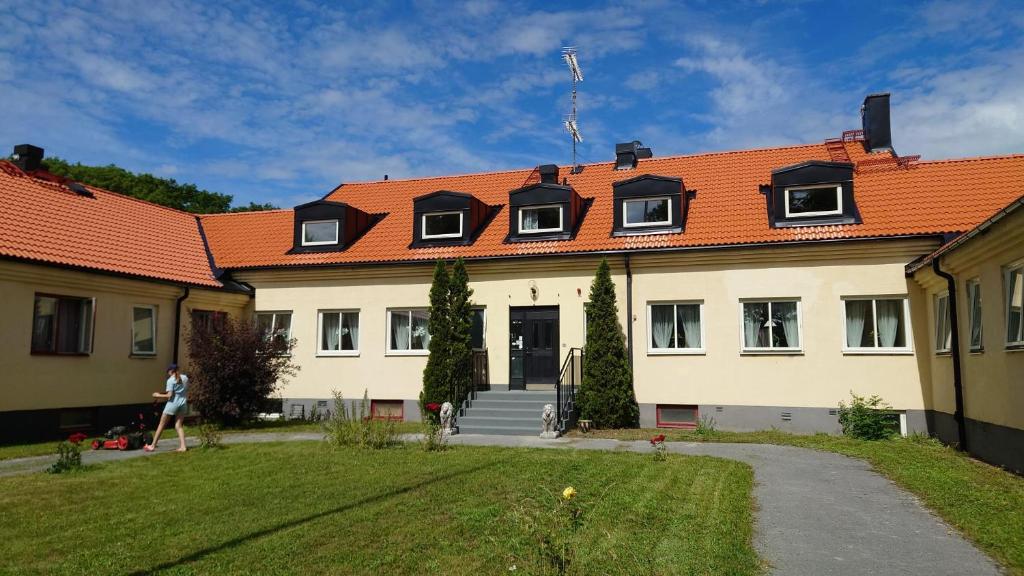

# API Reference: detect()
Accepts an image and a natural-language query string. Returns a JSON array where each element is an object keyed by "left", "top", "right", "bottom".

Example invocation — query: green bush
[
  {"left": 838, "top": 392, "right": 899, "bottom": 440},
  {"left": 47, "top": 440, "right": 82, "bottom": 474},
  {"left": 198, "top": 422, "right": 223, "bottom": 449},
  {"left": 324, "top": 390, "right": 399, "bottom": 449}
]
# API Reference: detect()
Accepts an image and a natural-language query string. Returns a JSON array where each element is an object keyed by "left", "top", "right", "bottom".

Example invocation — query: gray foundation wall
[
  {"left": 639, "top": 403, "right": 929, "bottom": 436},
  {"left": 284, "top": 398, "right": 422, "bottom": 423},
  {"left": 926, "top": 410, "right": 1024, "bottom": 474}
]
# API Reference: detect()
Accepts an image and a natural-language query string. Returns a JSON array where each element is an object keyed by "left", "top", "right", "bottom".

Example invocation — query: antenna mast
[{"left": 562, "top": 47, "right": 583, "bottom": 173}]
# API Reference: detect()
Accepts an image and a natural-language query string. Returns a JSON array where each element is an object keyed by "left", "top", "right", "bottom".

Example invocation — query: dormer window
[
  {"left": 519, "top": 205, "right": 563, "bottom": 234},
  {"left": 422, "top": 211, "right": 463, "bottom": 239},
  {"left": 624, "top": 197, "right": 671, "bottom": 227},
  {"left": 301, "top": 219, "right": 340, "bottom": 246},
  {"left": 612, "top": 174, "right": 686, "bottom": 236},
  {"left": 784, "top": 184, "right": 842, "bottom": 218}
]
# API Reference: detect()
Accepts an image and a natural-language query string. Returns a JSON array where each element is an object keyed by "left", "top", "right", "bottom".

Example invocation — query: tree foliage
[
  {"left": 421, "top": 260, "right": 451, "bottom": 417},
  {"left": 420, "top": 258, "right": 475, "bottom": 417},
  {"left": 186, "top": 316, "right": 298, "bottom": 425},
  {"left": 578, "top": 258, "right": 638, "bottom": 428},
  {"left": 448, "top": 258, "right": 475, "bottom": 409},
  {"left": 838, "top": 392, "right": 899, "bottom": 440},
  {"left": 39, "top": 157, "right": 278, "bottom": 214}
]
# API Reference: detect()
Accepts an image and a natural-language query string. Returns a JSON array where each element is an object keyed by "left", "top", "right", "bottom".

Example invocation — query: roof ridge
[
  {"left": 200, "top": 208, "right": 295, "bottom": 219},
  {"left": 912, "top": 153, "right": 1024, "bottom": 166}
]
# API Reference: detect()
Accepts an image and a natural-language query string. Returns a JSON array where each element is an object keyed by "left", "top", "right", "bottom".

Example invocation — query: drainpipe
[
  {"left": 173, "top": 286, "right": 190, "bottom": 364},
  {"left": 624, "top": 254, "right": 634, "bottom": 368},
  {"left": 932, "top": 257, "right": 967, "bottom": 451}
]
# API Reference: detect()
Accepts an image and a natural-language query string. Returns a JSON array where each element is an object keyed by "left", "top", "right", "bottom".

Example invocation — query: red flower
[
  {"left": 649, "top": 434, "right": 666, "bottom": 445},
  {"left": 425, "top": 403, "right": 441, "bottom": 413},
  {"left": 68, "top": 432, "right": 88, "bottom": 445}
]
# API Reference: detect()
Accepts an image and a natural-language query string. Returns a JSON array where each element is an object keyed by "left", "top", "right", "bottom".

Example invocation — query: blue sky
[{"left": 2, "top": 1, "right": 1022, "bottom": 208}]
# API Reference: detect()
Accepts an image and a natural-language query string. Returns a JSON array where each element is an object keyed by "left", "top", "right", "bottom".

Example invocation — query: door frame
[{"left": 508, "top": 305, "right": 560, "bottom": 390}]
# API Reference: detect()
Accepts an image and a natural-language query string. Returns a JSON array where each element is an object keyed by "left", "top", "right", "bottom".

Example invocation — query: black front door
[{"left": 509, "top": 306, "right": 559, "bottom": 390}]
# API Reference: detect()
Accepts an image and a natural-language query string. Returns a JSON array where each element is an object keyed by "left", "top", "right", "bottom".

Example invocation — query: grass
[
  {"left": 572, "top": 427, "right": 1024, "bottom": 575},
  {"left": 0, "top": 443, "right": 758, "bottom": 576}
]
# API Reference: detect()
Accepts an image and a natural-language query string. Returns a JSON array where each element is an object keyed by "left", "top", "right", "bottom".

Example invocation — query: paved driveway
[{"left": 0, "top": 433, "right": 1002, "bottom": 576}]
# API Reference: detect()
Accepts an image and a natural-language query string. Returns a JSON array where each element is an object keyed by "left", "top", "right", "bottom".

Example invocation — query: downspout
[
  {"left": 932, "top": 257, "right": 967, "bottom": 451},
  {"left": 173, "top": 286, "right": 190, "bottom": 364},
  {"left": 624, "top": 254, "right": 634, "bottom": 368}
]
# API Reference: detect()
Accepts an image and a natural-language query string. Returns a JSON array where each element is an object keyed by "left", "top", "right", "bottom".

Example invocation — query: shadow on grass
[{"left": 127, "top": 459, "right": 499, "bottom": 575}]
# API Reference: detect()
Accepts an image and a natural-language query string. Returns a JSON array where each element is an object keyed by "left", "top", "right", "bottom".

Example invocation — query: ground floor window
[
  {"left": 389, "top": 309, "right": 430, "bottom": 353},
  {"left": 471, "top": 308, "right": 486, "bottom": 350},
  {"left": 843, "top": 297, "right": 909, "bottom": 351},
  {"left": 192, "top": 309, "right": 227, "bottom": 332},
  {"left": 370, "top": 400, "right": 404, "bottom": 421},
  {"left": 1006, "top": 263, "right": 1023, "bottom": 346},
  {"left": 257, "top": 311, "right": 293, "bottom": 349},
  {"left": 132, "top": 305, "right": 157, "bottom": 356},
  {"left": 648, "top": 302, "right": 703, "bottom": 352},
  {"left": 741, "top": 300, "right": 800, "bottom": 351},
  {"left": 966, "top": 279, "right": 983, "bottom": 351},
  {"left": 318, "top": 310, "right": 359, "bottom": 355},
  {"left": 656, "top": 405, "right": 698, "bottom": 429},
  {"left": 31, "top": 294, "right": 94, "bottom": 355},
  {"left": 934, "top": 292, "right": 952, "bottom": 353}
]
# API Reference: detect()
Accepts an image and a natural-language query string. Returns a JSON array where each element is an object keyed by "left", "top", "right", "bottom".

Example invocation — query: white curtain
[
  {"left": 343, "top": 313, "right": 359, "bottom": 350},
  {"left": 677, "top": 304, "right": 701, "bottom": 348},
  {"left": 651, "top": 305, "right": 674, "bottom": 348},
  {"left": 391, "top": 312, "right": 410, "bottom": 350},
  {"left": 845, "top": 300, "right": 870, "bottom": 347},
  {"left": 876, "top": 300, "right": 902, "bottom": 348},
  {"left": 322, "top": 313, "right": 340, "bottom": 350},
  {"left": 412, "top": 311, "right": 430, "bottom": 349},
  {"left": 743, "top": 304, "right": 764, "bottom": 348},
  {"left": 775, "top": 302, "right": 799, "bottom": 347},
  {"left": 522, "top": 209, "right": 539, "bottom": 230}
]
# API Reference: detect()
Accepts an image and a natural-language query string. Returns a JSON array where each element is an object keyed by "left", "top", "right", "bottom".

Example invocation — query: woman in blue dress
[{"left": 144, "top": 364, "right": 189, "bottom": 452}]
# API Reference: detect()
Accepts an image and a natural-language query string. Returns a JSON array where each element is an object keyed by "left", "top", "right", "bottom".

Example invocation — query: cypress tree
[
  {"left": 448, "top": 258, "right": 474, "bottom": 407},
  {"left": 421, "top": 260, "right": 450, "bottom": 416},
  {"left": 578, "top": 258, "right": 639, "bottom": 428}
]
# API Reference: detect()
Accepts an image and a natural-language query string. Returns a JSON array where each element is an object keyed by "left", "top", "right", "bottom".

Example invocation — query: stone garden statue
[
  {"left": 540, "top": 403, "right": 559, "bottom": 439},
  {"left": 440, "top": 401, "right": 455, "bottom": 435}
]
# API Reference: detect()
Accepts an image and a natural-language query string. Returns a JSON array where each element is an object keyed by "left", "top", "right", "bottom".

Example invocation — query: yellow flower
[{"left": 562, "top": 486, "right": 577, "bottom": 500}]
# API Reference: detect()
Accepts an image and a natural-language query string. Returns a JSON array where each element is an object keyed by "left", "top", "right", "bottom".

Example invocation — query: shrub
[
  {"left": 198, "top": 422, "right": 223, "bottom": 449},
  {"left": 421, "top": 260, "right": 451, "bottom": 415},
  {"left": 696, "top": 415, "right": 718, "bottom": 437},
  {"left": 47, "top": 435, "right": 84, "bottom": 474},
  {"left": 838, "top": 392, "right": 899, "bottom": 440},
  {"left": 577, "top": 258, "right": 638, "bottom": 428},
  {"left": 421, "top": 258, "right": 476, "bottom": 418},
  {"left": 420, "top": 402, "right": 448, "bottom": 452},
  {"left": 323, "top": 390, "right": 399, "bottom": 449},
  {"left": 186, "top": 316, "right": 298, "bottom": 426},
  {"left": 650, "top": 434, "right": 667, "bottom": 462}
]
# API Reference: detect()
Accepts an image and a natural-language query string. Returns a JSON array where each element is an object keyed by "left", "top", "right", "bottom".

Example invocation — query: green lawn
[
  {"left": 572, "top": 428, "right": 1024, "bottom": 576},
  {"left": 0, "top": 443, "right": 758, "bottom": 576}
]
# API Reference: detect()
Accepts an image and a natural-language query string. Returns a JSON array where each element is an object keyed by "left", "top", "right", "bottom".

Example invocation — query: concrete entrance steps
[{"left": 458, "top": 389, "right": 555, "bottom": 436}]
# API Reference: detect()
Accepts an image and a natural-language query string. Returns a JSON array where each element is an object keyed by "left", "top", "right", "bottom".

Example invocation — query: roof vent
[
  {"left": 861, "top": 93, "right": 893, "bottom": 153},
  {"left": 614, "top": 141, "right": 652, "bottom": 170},
  {"left": 538, "top": 164, "right": 559, "bottom": 184},
  {"left": 11, "top": 144, "right": 44, "bottom": 172}
]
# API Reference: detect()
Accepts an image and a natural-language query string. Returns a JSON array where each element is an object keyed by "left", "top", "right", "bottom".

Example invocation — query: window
[
  {"left": 843, "top": 298, "right": 909, "bottom": 352},
  {"left": 257, "top": 312, "right": 293, "bottom": 349},
  {"left": 131, "top": 305, "right": 157, "bottom": 356},
  {"left": 934, "top": 292, "right": 952, "bottom": 353},
  {"left": 784, "top": 184, "right": 842, "bottom": 217},
  {"left": 31, "top": 294, "right": 94, "bottom": 355},
  {"left": 1007, "top": 263, "right": 1024, "bottom": 346},
  {"left": 192, "top": 310, "right": 227, "bottom": 332},
  {"left": 471, "top": 308, "right": 486, "bottom": 350},
  {"left": 624, "top": 197, "right": 671, "bottom": 227},
  {"left": 648, "top": 302, "right": 703, "bottom": 352},
  {"left": 388, "top": 309, "right": 430, "bottom": 353},
  {"left": 371, "top": 400, "right": 404, "bottom": 421},
  {"left": 518, "top": 205, "right": 562, "bottom": 234},
  {"left": 741, "top": 300, "right": 800, "bottom": 351},
  {"left": 318, "top": 310, "right": 359, "bottom": 355},
  {"left": 966, "top": 279, "right": 983, "bottom": 352},
  {"left": 422, "top": 212, "right": 463, "bottom": 239},
  {"left": 656, "top": 405, "right": 698, "bottom": 429},
  {"left": 301, "top": 219, "right": 339, "bottom": 246}
]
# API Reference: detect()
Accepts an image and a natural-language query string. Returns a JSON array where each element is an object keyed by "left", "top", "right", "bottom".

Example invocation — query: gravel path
[{"left": 0, "top": 432, "right": 1002, "bottom": 576}]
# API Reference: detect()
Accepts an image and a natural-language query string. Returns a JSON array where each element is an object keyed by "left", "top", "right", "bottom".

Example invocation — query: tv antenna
[{"left": 562, "top": 47, "right": 583, "bottom": 173}]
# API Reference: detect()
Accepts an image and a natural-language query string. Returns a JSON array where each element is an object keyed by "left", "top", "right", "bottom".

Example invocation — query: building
[{"left": 2, "top": 96, "right": 1022, "bottom": 472}]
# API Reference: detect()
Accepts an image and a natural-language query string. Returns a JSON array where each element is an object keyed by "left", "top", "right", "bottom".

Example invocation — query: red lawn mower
[{"left": 90, "top": 403, "right": 159, "bottom": 451}]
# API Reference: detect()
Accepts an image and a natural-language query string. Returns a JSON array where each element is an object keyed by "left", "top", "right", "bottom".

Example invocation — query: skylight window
[
  {"left": 624, "top": 197, "right": 671, "bottom": 227},
  {"left": 301, "top": 219, "right": 339, "bottom": 246},
  {"left": 518, "top": 205, "right": 562, "bottom": 234},
  {"left": 784, "top": 185, "right": 842, "bottom": 217},
  {"left": 421, "top": 211, "right": 463, "bottom": 239}
]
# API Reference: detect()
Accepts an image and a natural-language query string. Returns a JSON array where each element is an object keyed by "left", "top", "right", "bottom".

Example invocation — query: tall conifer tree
[
  {"left": 448, "top": 258, "right": 474, "bottom": 406},
  {"left": 421, "top": 260, "right": 451, "bottom": 415}
]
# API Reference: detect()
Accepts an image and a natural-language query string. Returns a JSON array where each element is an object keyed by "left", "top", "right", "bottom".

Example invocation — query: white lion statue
[
  {"left": 540, "top": 403, "right": 558, "bottom": 439},
  {"left": 440, "top": 401, "right": 455, "bottom": 435}
]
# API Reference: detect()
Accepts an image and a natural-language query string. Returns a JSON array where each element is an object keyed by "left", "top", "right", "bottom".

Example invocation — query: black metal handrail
[{"left": 555, "top": 347, "right": 583, "bottom": 433}]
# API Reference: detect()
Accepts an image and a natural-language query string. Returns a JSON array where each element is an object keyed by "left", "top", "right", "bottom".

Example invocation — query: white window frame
[
  {"left": 131, "top": 304, "right": 158, "bottom": 356},
  {"left": 1005, "top": 261, "right": 1024, "bottom": 348},
  {"left": 256, "top": 311, "right": 293, "bottom": 349},
  {"left": 386, "top": 308, "right": 430, "bottom": 356},
  {"left": 934, "top": 292, "right": 952, "bottom": 354},
  {"left": 623, "top": 197, "right": 672, "bottom": 228},
  {"left": 518, "top": 204, "right": 563, "bottom": 234},
  {"left": 646, "top": 301, "right": 705, "bottom": 355},
  {"left": 301, "top": 219, "right": 339, "bottom": 246},
  {"left": 421, "top": 211, "right": 463, "bottom": 240},
  {"left": 966, "top": 279, "right": 983, "bottom": 352},
  {"left": 783, "top": 184, "right": 843, "bottom": 218},
  {"left": 317, "top": 309, "right": 360, "bottom": 357},
  {"left": 739, "top": 299, "right": 803, "bottom": 354},
  {"left": 840, "top": 296, "right": 913, "bottom": 355},
  {"left": 471, "top": 307, "right": 487, "bottom": 351}
]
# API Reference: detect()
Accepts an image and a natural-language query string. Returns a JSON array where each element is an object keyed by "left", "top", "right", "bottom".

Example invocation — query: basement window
[
  {"left": 422, "top": 211, "right": 463, "bottom": 240},
  {"left": 371, "top": 400, "right": 404, "bottom": 421},
  {"left": 31, "top": 294, "right": 95, "bottom": 355},
  {"left": 656, "top": 404, "right": 698, "bottom": 429},
  {"left": 301, "top": 219, "right": 339, "bottom": 246},
  {"left": 518, "top": 205, "right": 563, "bottom": 234},
  {"left": 624, "top": 197, "right": 671, "bottom": 227},
  {"left": 784, "top": 184, "right": 842, "bottom": 217}
]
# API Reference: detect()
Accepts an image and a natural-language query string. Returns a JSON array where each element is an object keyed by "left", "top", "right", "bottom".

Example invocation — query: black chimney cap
[
  {"left": 614, "top": 140, "right": 653, "bottom": 170},
  {"left": 12, "top": 144, "right": 44, "bottom": 172},
  {"left": 861, "top": 93, "right": 893, "bottom": 154},
  {"left": 538, "top": 164, "right": 559, "bottom": 184}
]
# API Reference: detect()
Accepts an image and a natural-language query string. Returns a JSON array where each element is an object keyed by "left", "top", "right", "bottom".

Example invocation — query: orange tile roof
[
  {"left": 0, "top": 161, "right": 222, "bottom": 287},
  {"left": 200, "top": 139, "right": 1024, "bottom": 269}
]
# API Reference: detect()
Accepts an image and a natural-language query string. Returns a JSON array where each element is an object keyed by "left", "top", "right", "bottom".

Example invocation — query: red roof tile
[
  {"left": 0, "top": 161, "right": 222, "bottom": 287},
  {"left": 200, "top": 140, "right": 1024, "bottom": 269}
]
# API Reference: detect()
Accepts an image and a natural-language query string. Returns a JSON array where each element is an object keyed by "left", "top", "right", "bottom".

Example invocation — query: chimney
[
  {"left": 538, "top": 164, "right": 559, "bottom": 184},
  {"left": 861, "top": 93, "right": 893, "bottom": 153},
  {"left": 11, "top": 144, "right": 44, "bottom": 172},
  {"left": 614, "top": 140, "right": 653, "bottom": 170}
]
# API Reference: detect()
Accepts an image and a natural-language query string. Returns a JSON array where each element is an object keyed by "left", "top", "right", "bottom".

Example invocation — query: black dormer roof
[
  {"left": 612, "top": 174, "right": 687, "bottom": 235},
  {"left": 506, "top": 182, "right": 588, "bottom": 242},
  {"left": 768, "top": 161, "right": 860, "bottom": 228},
  {"left": 290, "top": 199, "right": 379, "bottom": 253},
  {"left": 411, "top": 190, "right": 498, "bottom": 247}
]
